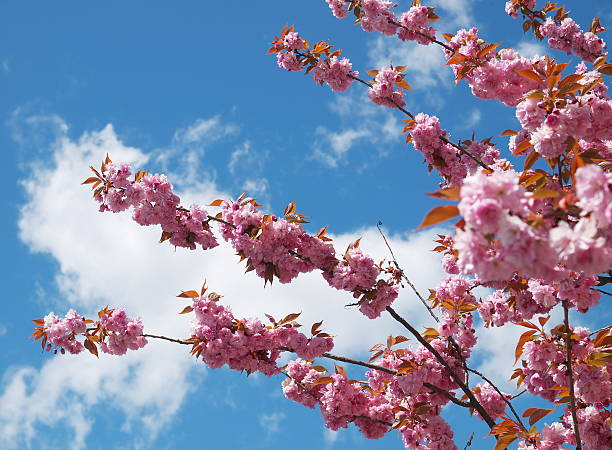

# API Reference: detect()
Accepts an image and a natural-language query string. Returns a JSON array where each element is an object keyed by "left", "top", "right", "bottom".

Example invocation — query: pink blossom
[
  {"left": 312, "top": 55, "right": 356, "bottom": 92},
  {"left": 367, "top": 66, "right": 406, "bottom": 109}
]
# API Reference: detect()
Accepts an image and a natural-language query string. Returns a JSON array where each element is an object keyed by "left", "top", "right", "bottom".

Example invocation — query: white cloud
[
  {"left": 0, "top": 324, "right": 6, "bottom": 337},
  {"left": 242, "top": 177, "right": 269, "bottom": 197},
  {"left": 2, "top": 117, "right": 447, "bottom": 448},
  {"left": 313, "top": 126, "right": 371, "bottom": 167},
  {"left": 515, "top": 40, "right": 547, "bottom": 58},
  {"left": 457, "top": 108, "right": 482, "bottom": 130},
  {"left": 259, "top": 411, "right": 286, "bottom": 435},
  {"left": 430, "top": 0, "right": 475, "bottom": 29},
  {"left": 2, "top": 59, "right": 9, "bottom": 73},
  {"left": 313, "top": 91, "right": 404, "bottom": 167},
  {"left": 156, "top": 116, "right": 238, "bottom": 183},
  {"left": 324, "top": 428, "right": 340, "bottom": 445}
]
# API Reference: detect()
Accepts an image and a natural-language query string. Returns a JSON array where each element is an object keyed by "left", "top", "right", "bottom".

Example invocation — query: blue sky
[{"left": 1, "top": 1, "right": 610, "bottom": 449}]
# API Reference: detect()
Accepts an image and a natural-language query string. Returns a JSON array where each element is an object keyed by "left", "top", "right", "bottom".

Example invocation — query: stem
[
  {"left": 142, "top": 333, "right": 191, "bottom": 345},
  {"left": 466, "top": 367, "right": 527, "bottom": 432},
  {"left": 385, "top": 306, "right": 496, "bottom": 428},
  {"left": 376, "top": 222, "right": 439, "bottom": 322},
  {"left": 439, "top": 136, "right": 493, "bottom": 172},
  {"left": 320, "top": 352, "right": 470, "bottom": 408},
  {"left": 388, "top": 18, "right": 454, "bottom": 52},
  {"left": 562, "top": 301, "right": 582, "bottom": 450}
]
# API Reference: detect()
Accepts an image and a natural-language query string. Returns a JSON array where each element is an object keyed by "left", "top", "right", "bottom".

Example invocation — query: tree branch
[
  {"left": 385, "top": 306, "right": 496, "bottom": 428},
  {"left": 563, "top": 301, "right": 583, "bottom": 450},
  {"left": 466, "top": 367, "right": 527, "bottom": 432},
  {"left": 376, "top": 222, "right": 439, "bottom": 323},
  {"left": 142, "top": 333, "right": 191, "bottom": 345}
]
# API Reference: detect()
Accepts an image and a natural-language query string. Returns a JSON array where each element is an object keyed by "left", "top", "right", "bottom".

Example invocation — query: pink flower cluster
[
  {"left": 325, "top": 0, "right": 348, "bottom": 19},
  {"left": 43, "top": 310, "right": 88, "bottom": 354},
  {"left": 41, "top": 308, "right": 147, "bottom": 356},
  {"left": 98, "top": 163, "right": 218, "bottom": 250},
  {"left": 190, "top": 294, "right": 334, "bottom": 376},
  {"left": 99, "top": 309, "right": 148, "bottom": 355},
  {"left": 220, "top": 200, "right": 399, "bottom": 317},
  {"left": 397, "top": 7, "right": 436, "bottom": 45},
  {"left": 504, "top": 0, "right": 536, "bottom": 19},
  {"left": 515, "top": 90, "right": 612, "bottom": 159},
  {"left": 473, "top": 383, "right": 510, "bottom": 420},
  {"left": 312, "top": 55, "right": 357, "bottom": 92},
  {"left": 408, "top": 113, "right": 468, "bottom": 186},
  {"left": 445, "top": 28, "right": 545, "bottom": 107},
  {"left": 367, "top": 66, "right": 406, "bottom": 108},
  {"left": 359, "top": 0, "right": 397, "bottom": 36},
  {"left": 516, "top": 326, "right": 612, "bottom": 410},
  {"left": 452, "top": 168, "right": 611, "bottom": 283},
  {"left": 540, "top": 17, "right": 607, "bottom": 63},
  {"left": 326, "top": 2, "right": 440, "bottom": 46}
]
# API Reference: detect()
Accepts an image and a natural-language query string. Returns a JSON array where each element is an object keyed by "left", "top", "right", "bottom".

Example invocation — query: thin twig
[
  {"left": 562, "top": 301, "right": 583, "bottom": 450},
  {"left": 388, "top": 18, "right": 454, "bottom": 52},
  {"left": 142, "top": 333, "right": 191, "bottom": 345},
  {"left": 466, "top": 367, "right": 527, "bottom": 432},
  {"left": 320, "top": 352, "right": 470, "bottom": 408},
  {"left": 385, "top": 306, "right": 496, "bottom": 428},
  {"left": 376, "top": 222, "right": 439, "bottom": 322},
  {"left": 439, "top": 136, "right": 493, "bottom": 172},
  {"left": 596, "top": 288, "right": 611, "bottom": 296},
  {"left": 463, "top": 432, "right": 474, "bottom": 450}
]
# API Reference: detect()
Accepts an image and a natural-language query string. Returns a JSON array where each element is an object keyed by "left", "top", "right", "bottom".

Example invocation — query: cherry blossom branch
[
  {"left": 385, "top": 306, "right": 496, "bottom": 428},
  {"left": 346, "top": 73, "right": 416, "bottom": 119},
  {"left": 376, "top": 221, "right": 439, "bottom": 322},
  {"left": 440, "top": 136, "right": 493, "bottom": 172},
  {"left": 344, "top": 72, "right": 493, "bottom": 171},
  {"left": 387, "top": 18, "right": 454, "bottom": 52},
  {"left": 562, "top": 300, "right": 583, "bottom": 450},
  {"left": 319, "top": 351, "right": 470, "bottom": 408},
  {"left": 465, "top": 367, "right": 527, "bottom": 432},
  {"left": 142, "top": 333, "right": 191, "bottom": 345}
]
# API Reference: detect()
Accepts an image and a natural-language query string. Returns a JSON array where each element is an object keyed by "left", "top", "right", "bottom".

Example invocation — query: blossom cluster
[
  {"left": 453, "top": 166, "right": 612, "bottom": 286},
  {"left": 98, "top": 163, "right": 218, "bottom": 251},
  {"left": 33, "top": 308, "right": 147, "bottom": 356},
  {"left": 325, "top": 1, "right": 438, "bottom": 45},
  {"left": 406, "top": 113, "right": 502, "bottom": 187},
  {"left": 540, "top": 17, "right": 607, "bottom": 63},
  {"left": 189, "top": 293, "right": 334, "bottom": 376},
  {"left": 89, "top": 160, "right": 400, "bottom": 319}
]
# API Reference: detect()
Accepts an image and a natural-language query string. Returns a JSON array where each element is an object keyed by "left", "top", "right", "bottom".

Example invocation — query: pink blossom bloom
[{"left": 368, "top": 66, "right": 406, "bottom": 109}]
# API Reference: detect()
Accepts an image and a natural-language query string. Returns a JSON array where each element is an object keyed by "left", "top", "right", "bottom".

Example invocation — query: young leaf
[{"left": 416, "top": 205, "right": 460, "bottom": 230}]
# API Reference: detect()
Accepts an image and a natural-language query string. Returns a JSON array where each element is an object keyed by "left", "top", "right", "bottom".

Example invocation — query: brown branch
[
  {"left": 563, "top": 301, "right": 583, "bottom": 450},
  {"left": 385, "top": 306, "right": 496, "bottom": 428},
  {"left": 142, "top": 333, "right": 192, "bottom": 345},
  {"left": 387, "top": 18, "right": 454, "bottom": 52},
  {"left": 466, "top": 367, "right": 527, "bottom": 432},
  {"left": 439, "top": 136, "right": 493, "bottom": 172},
  {"left": 320, "top": 352, "right": 470, "bottom": 408},
  {"left": 376, "top": 222, "right": 439, "bottom": 323}
]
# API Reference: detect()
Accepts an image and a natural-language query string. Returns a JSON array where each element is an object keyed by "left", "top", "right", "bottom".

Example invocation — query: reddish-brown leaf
[
  {"left": 177, "top": 290, "right": 200, "bottom": 298},
  {"left": 416, "top": 205, "right": 460, "bottom": 230}
]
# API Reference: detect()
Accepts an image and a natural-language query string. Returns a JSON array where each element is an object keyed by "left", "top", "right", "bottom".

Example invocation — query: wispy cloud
[
  {"left": 514, "top": 40, "right": 547, "bottom": 58},
  {"left": 457, "top": 108, "right": 482, "bottom": 131},
  {"left": 0, "top": 324, "right": 6, "bottom": 337},
  {"left": 228, "top": 140, "right": 269, "bottom": 198},
  {"left": 313, "top": 126, "right": 371, "bottom": 168},
  {"left": 259, "top": 411, "right": 286, "bottom": 435}
]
